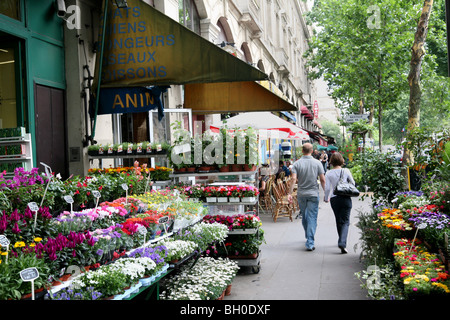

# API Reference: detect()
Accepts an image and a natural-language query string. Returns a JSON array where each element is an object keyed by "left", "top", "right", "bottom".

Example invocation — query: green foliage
[
  {"left": 353, "top": 150, "right": 404, "bottom": 202},
  {"left": 0, "top": 249, "right": 52, "bottom": 300}
]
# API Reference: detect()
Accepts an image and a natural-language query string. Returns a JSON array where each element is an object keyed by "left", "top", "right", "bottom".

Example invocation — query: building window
[
  {"left": 179, "top": 0, "right": 200, "bottom": 34},
  {"left": 0, "top": 0, "right": 21, "bottom": 21}
]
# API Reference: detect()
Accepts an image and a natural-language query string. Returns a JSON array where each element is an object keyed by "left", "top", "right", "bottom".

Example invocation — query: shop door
[{"left": 34, "top": 84, "right": 68, "bottom": 178}]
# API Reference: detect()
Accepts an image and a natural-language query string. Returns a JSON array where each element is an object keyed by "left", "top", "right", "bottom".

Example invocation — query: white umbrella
[{"left": 210, "top": 112, "right": 309, "bottom": 140}]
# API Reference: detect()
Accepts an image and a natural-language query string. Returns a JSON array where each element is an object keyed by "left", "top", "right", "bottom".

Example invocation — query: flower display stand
[{"left": 226, "top": 228, "right": 262, "bottom": 274}]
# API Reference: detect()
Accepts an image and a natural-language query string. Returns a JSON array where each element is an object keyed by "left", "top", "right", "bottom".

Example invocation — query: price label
[
  {"left": 92, "top": 190, "right": 101, "bottom": 198},
  {"left": 158, "top": 216, "right": 169, "bottom": 224},
  {"left": 137, "top": 225, "right": 147, "bottom": 235},
  {"left": 20, "top": 267, "right": 39, "bottom": 282},
  {"left": 136, "top": 143, "right": 143, "bottom": 153},
  {"left": 127, "top": 143, "right": 133, "bottom": 154},
  {"left": 417, "top": 223, "right": 427, "bottom": 229},
  {"left": 64, "top": 195, "right": 74, "bottom": 204},
  {"left": 121, "top": 183, "right": 129, "bottom": 191},
  {"left": 28, "top": 202, "right": 39, "bottom": 212},
  {"left": 0, "top": 235, "right": 10, "bottom": 247}
]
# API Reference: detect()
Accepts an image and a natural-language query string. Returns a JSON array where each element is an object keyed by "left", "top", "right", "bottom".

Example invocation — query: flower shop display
[
  {"left": 160, "top": 257, "right": 239, "bottom": 300},
  {"left": 176, "top": 184, "right": 259, "bottom": 203},
  {"left": 87, "top": 140, "right": 170, "bottom": 156},
  {"left": 157, "top": 239, "right": 198, "bottom": 263},
  {"left": 202, "top": 213, "right": 264, "bottom": 272},
  {"left": 356, "top": 185, "right": 450, "bottom": 300},
  {"left": 173, "top": 222, "right": 229, "bottom": 254},
  {"left": 393, "top": 238, "right": 450, "bottom": 298},
  {"left": 0, "top": 162, "right": 254, "bottom": 300}
]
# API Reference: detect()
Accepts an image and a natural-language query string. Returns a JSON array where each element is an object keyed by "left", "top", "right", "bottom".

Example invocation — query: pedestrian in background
[
  {"left": 320, "top": 150, "right": 328, "bottom": 173},
  {"left": 323, "top": 152, "right": 355, "bottom": 254},
  {"left": 288, "top": 143, "right": 326, "bottom": 251}
]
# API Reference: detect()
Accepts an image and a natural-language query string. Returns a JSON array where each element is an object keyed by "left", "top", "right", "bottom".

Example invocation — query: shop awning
[
  {"left": 301, "top": 105, "right": 314, "bottom": 120},
  {"left": 184, "top": 81, "right": 297, "bottom": 114},
  {"left": 93, "top": 0, "right": 267, "bottom": 89}
]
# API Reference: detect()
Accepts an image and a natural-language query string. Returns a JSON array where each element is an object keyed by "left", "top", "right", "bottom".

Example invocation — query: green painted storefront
[{"left": 0, "top": 0, "right": 67, "bottom": 176}]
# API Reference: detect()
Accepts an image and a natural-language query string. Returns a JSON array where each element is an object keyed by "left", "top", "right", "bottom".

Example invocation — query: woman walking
[{"left": 323, "top": 152, "right": 355, "bottom": 254}]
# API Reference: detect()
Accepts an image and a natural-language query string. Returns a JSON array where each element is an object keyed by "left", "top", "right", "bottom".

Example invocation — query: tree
[{"left": 304, "top": 0, "right": 428, "bottom": 150}]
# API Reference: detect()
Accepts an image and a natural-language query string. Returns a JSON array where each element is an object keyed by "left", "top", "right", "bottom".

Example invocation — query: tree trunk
[
  {"left": 403, "top": 0, "right": 434, "bottom": 167},
  {"left": 378, "top": 99, "right": 383, "bottom": 151}
]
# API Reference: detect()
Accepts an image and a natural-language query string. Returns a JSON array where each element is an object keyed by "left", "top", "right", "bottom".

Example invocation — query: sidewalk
[{"left": 227, "top": 190, "right": 372, "bottom": 300}]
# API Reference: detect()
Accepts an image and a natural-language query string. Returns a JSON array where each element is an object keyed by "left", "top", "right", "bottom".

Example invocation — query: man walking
[{"left": 288, "top": 143, "right": 326, "bottom": 251}]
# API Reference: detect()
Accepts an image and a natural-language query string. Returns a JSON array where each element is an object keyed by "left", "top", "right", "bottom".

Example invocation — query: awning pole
[{"left": 92, "top": 0, "right": 109, "bottom": 141}]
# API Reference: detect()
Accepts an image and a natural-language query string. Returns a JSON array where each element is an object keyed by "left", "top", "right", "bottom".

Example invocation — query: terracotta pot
[
  {"left": 21, "top": 287, "right": 46, "bottom": 300},
  {"left": 59, "top": 274, "right": 72, "bottom": 282},
  {"left": 219, "top": 165, "right": 230, "bottom": 172},
  {"left": 243, "top": 164, "right": 256, "bottom": 171},
  {"left": 231, "top": 164, "right": 242, "bottom": 172},
  {"left": 187, "top": 166, "right": 196, "bottom": 172},
  {"left": 225, "top": 284, "right": 232, "bottom": 296},
  {"left": 228, "top": 253, "right": 258, "bottom": 259},
  {"left": 198, "top": 166, "right": 211, "bottom": 171}
]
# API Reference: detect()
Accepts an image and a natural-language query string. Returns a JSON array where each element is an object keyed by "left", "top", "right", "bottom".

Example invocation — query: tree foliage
[{"left": 304, "top": 0, "right": 448, "bottom": 149}]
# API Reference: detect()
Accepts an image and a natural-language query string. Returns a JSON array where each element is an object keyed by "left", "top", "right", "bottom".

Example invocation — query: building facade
[{"left": 0, "top": 0, "right": 321, "bottom": 177}]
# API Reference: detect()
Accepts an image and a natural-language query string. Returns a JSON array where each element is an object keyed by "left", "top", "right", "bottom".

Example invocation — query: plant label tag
[
  {"left": 28, "top": 202, "right": 39, "bottom": 212},
  {"left": 137, "top": 143, "right": 143, "bottom": 153},
  {"left": 64, "top": 195, "right": 74, "bottom": 204},
  {"left": 137, "top": 225, "right": 147, "bottom": 235},
  {"left": 0, "top": 235, "right": 10, "bottom": 247},
  {"left": 40, "top": 162, "right": 53, "bottom": 178},
  {"left": 156, "top": 144, "right": 162, "bottom": 152},
  {"left": 127, "top": 144, "right": 133, "bottom": 153},
  {"left": 158, "top": 216, "right": 169, "bottom": 224},
  {"left": 92, "top": 191, "right": 101, "bottom": 199},
  {"left": 99, "top": 146, "right": 104, "bottom": 155},
  {"left": 20, "top": 267, "right": 39, "bottom": 282},
  {"left": 107, "top": 144, "right": 114, "bottom": 154},
  {"left": 418, "top": 223, "right": 427, "bottom": 229},
  {"left": 121, "top": 183, "right": 128, "bottom": 191}
]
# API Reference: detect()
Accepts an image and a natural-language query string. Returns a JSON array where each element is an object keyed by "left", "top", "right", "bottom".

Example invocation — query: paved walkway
[{"left": 227, "top": 190, "right": 372, "bottom": 300}]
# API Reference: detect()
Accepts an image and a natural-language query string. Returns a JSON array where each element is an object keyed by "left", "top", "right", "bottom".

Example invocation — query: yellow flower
[
  {"left": 14, "top": 241, "right": 26, "bottom": 248},
  {"left": 34, "top": 237, "right": 42, "bottom": 242}
]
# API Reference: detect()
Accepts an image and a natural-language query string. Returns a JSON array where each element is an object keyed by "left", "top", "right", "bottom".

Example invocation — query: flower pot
[
  {"left": 242, "top": 196, "right": 256, "bottom": 203},
  {"left": 228, "top": 253, "right": 258, "bottom": 259},
  {"left": 219, "top": 165, "right": 230, "bottom": 172},
  {"left": 243, "top": 164, "right": 256, "bottom": 171},
  {"left": 88, "top": 150, "right": 98, "bottom": 156},
  {"left": 206, "top": 197, "right": 217, "bottom": 203},
  {"left": 187, "top": 166, "right": 196, "bottom": 172},
  {"left": 225, "top": 284, "right": 232, "bottom": 296},
  {"left": 229, "top": 197, "right": 240, "bottom": 203},
  {"left": 231, "top": 164, "right": 242, "bottom": 172},
  {"left": 217, "top": 197, "right": 228, "bottom": 203},
  {"left": 21, "top": 287, "right": 47, "bottom": 300},
  {"left": 198, "top": 166, "right": 211, "bottom": 172}
]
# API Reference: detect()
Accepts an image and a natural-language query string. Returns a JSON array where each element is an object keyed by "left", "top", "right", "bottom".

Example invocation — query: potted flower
[
  {"left": 216, "top": 186, "right": 229, "bottom": 203},
  {"left": 87, "top": 144, "right": 100, "bottom": 156},
  {"left": 239, "top": 185, "right": 259, "bottom": 203},
  {"left": 204, "top": 186, "right": 218, "bottom": 202},
  {"left": 228, "top": 185, "right": 241, "bottom": 203}
]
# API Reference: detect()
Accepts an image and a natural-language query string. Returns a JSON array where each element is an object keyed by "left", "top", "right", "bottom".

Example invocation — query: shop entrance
[{"left": 34, "top": 84, "right": 68, "bottom": 178}]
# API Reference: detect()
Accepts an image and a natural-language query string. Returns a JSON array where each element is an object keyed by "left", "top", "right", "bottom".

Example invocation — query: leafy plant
[{"left": 353, "top": 150, "right": 404, "bottom": 203}]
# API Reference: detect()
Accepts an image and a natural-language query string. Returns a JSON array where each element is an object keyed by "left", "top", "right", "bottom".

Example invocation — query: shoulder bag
[{"left": 333, "top": 169, "right": 360, "bottom": 197}]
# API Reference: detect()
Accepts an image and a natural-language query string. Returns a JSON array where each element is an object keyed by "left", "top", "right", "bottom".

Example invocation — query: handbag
[{"left": 333, "top": 169, "right": 360, "bottom": 197}]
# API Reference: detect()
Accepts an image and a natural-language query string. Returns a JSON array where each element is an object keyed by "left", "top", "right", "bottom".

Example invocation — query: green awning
[{"left": 92, "top": 0, "right": 268, "bottom": 89}]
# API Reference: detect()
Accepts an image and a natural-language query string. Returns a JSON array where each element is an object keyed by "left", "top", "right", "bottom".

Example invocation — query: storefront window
[
  {"left": 0, "top": 0, "right": 21, "bottom": 21},
  {"left": 179, "top": 0, "right": 200, "bottom": 34},
  {"left": 0, "top": 46, "right": 18, "bottom": 128}
]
